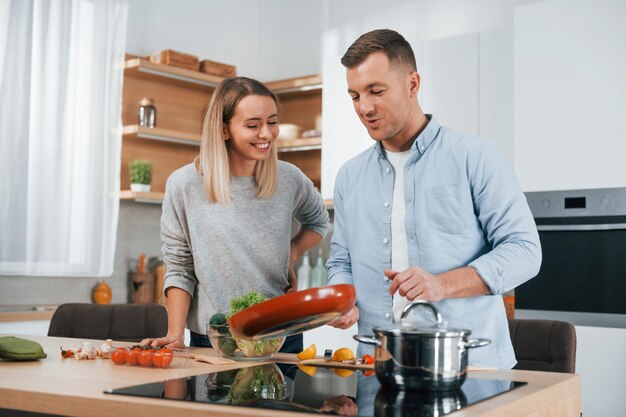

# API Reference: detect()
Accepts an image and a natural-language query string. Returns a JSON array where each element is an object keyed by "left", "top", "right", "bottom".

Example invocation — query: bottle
[
  {"left": 503, "top": 289, "right": 515, "bottom": 319},
  {"left": 309, "top": 248, "right": 328, "bottom": 288},
  {"left": 296, "top": 252, "right": 312, "bottom": 291},
  {"left": 138, "top": 97, "right": 156, "bottom": 128}
]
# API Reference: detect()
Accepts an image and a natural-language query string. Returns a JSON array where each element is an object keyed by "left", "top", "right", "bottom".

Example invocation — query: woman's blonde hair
[{"left": 194, "top": 77, "right": 279, "bottom": 204}]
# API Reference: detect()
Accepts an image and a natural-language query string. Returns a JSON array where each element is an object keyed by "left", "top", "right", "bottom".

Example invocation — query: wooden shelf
[
  {"left": 120, "top": 189, "right": 333, "bottom": 208},
  {"left": 265, "top": 74, "right": 322, "bottom": 95},
  {"left": 120, "top": 190, "right": 165, "bottom": 204},
  {"left": 122, "top": 125, "right": 201, "bottom": 146},
  {"left": 277, "top": 136, "right": 321, "bottom": 152},
  {"left": 124, "top": 58, "right": 224, "bottom": 89},
  {"left": 120, "top": 68, "right": 323, "bottom": 200},
  {"left": 122, "top": 125, "right": 319, "bottom": 152}
]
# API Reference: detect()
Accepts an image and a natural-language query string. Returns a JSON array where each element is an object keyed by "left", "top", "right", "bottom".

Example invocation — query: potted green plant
[{"left": 129, "top": 159, "right": 152, "bottom": 192}]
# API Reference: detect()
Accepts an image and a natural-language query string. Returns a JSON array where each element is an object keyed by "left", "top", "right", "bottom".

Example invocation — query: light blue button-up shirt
[{"left": 327, "top": 116, "right": 541, "bottom": 368}]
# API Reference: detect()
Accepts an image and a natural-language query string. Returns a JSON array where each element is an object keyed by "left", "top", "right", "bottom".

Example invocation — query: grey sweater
[{"left": 161, "top": 161, "right": 330, "bottom": 334}]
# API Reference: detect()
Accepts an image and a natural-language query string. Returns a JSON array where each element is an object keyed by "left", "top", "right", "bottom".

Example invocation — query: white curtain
[{"left": 0, "top": 0, "right": 128, "bottom": 276}]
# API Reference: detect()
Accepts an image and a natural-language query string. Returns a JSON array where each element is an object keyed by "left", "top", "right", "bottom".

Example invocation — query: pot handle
[
  {"left": 401, "top": 300, "right": 443, "bottom": 324},
  {"left": 463, "top": 338, "right": 491, "bottom": 349},
  {"left": 353, "top": 334, "right": 381, "bottom": 347}
]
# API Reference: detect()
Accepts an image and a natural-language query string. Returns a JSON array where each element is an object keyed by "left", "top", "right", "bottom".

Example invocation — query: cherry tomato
[
  {"left": 362, "top": 354, "right": 375, "bottom": 365},
  {"left": 153, "top": 348, "right": 174, "bottom": 368},
  {"left": 111, "top": 349, "right": 126, "bottom": 365},
  {"left": 138, "top": 349, "right": 155, "bottom": 367},
  {"left": 124, "top": 347, "right": 142, "bottom": 366}
]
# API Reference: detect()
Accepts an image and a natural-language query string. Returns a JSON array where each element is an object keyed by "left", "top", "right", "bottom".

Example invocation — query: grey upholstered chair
[
  {"left": 508, "top": 318, "right": 577, "bottom": 373},
  {"left": 48, "top": 303, "right": 168, "bottom": 343}
]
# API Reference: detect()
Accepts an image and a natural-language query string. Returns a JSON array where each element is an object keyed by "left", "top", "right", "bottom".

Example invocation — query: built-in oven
[{"left": 516, "top": 187, "right": 626, "bottom": 328}]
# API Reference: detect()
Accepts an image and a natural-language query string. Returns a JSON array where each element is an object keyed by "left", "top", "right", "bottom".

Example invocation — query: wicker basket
[
  {"left": 149, "top": 49, "right": 199, "bottom": 71},
  {"left": 200, "top": 59, "right": 237, "bottom": 78}
]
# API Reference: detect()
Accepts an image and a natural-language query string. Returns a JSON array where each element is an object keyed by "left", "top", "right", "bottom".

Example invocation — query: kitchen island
[{"left": 0, "top": 335, "right": 579, "bottom": 417}]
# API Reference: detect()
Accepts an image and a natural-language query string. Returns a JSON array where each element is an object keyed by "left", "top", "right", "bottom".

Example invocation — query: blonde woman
[{"left": 143, "top": 77, "right": 329, "bottom": 352}]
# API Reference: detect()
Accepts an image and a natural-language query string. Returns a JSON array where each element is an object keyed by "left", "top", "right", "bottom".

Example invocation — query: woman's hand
[
  {"left": 140, "top": 334, "right": 186, "bottom": 349},
  {"left": 289, "top": 228, "right": 323, "bottom": 293},
  {"left": 287, "top": 243, "right": 300, "bottom": 292},
  {"left": 287, "top": 263, "right": 298, "bottom": 292}
]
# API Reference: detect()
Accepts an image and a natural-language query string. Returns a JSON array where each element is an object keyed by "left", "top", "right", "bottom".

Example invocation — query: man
[{"left": 326, "top": 29, "right": 541, "bottom": 368}]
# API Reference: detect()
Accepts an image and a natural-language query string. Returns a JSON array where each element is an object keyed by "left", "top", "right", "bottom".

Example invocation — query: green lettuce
[
  {"left": 228, "top": 291, "right": 282, "bottom": 357},
  {"left": 229, "top": 291, "right": 268, "bottom": 316},
  {"left": 227, "top": 364, "right": 286, "bottom": 405}
]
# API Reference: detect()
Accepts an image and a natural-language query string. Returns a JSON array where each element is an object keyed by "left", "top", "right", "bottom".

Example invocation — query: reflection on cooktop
[{"left": 105, "top": 362, "right": 527, "bottom": 416}]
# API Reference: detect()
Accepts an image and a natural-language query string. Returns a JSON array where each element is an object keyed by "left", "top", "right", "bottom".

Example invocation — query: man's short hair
[{"left": 341, "top": 29, "right": 417, "bottom": 71}]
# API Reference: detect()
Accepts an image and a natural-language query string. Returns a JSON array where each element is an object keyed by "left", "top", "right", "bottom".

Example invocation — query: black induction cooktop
[{"left": 105, "top": 363, "right": 527, "bottom": 416}]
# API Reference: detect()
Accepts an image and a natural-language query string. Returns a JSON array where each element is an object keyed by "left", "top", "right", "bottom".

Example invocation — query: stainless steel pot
[
  {"left": 354, "top": 301, "right": 490, "bottom": 391},
  {"left": 375, "top": 386, "right": 468, "bottom": 417}
]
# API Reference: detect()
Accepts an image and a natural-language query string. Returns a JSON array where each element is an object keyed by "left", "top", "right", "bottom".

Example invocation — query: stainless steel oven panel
[
  {"left": 537, "top": 223, "right": 626, "bottom": 231},
  {"left": 516, "top": 310, "right": 626, "bottom": 329},
  {"left": 520, "top": 187, "right": 626, "bottom": 327},
  {"left": 526, "top": 187, "right": 626, "bottom": 218}
]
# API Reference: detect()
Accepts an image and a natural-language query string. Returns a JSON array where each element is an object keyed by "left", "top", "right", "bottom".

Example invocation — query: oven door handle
[{"left": 537, "top": 223, "right": 626, "bottom": 231}]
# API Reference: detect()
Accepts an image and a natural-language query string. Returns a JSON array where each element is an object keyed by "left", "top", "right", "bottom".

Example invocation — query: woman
[{"left": 142, "top": 77, "right": 329, "bottom": 353}]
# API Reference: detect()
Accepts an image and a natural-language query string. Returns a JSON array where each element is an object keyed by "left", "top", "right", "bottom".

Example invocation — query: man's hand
[
  {"left": 328, "top": 305, "right": 359, "bottom": 329},
  {"left": 320, "top": 395, "right": 358, "bottom": 416},
  {"left": 386, "top": 267, "right": 446, "bottom": 302}
]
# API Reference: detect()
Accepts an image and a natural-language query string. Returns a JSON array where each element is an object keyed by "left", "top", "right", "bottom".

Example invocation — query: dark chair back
[
  {"left": 48, "top": 303, "right": 168, "bottom": 342},
  {"left": 508, "top": 318, "right": 577, "bottom": 373}
]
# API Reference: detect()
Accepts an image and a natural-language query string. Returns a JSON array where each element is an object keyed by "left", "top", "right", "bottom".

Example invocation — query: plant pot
[{"left": 130, "top": 183, "right": 151, "bottom": 192}]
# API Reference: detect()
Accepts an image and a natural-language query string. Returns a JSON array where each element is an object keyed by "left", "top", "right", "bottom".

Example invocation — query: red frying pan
[{"left": 227, "top": 284, "right": 356, "bottom": 340}]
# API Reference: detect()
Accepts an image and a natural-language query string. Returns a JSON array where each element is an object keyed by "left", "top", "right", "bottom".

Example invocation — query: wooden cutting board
[
  {"left": 300, "top": 358, "right": 373, "bottom": 371},
  {"left": 299, "top": 359, "right": 497, "bottom": 372}
]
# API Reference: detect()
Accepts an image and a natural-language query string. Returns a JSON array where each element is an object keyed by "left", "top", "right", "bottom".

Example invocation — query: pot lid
[{"left": 373, "top": 301, "right": 471, "bottom": 337}]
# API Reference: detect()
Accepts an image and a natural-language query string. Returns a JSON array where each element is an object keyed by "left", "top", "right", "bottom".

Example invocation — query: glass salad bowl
[{"left": 207, "top": 321, "right": 284, "bottom": 361}]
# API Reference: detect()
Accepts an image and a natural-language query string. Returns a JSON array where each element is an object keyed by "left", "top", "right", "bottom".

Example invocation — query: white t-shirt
[{"left": 385, "top": 149, "right": 412, "bottom": 322}]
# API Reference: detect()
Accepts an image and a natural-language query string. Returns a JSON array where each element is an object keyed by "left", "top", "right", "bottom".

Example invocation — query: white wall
[
  {"left": 255, "top": 0, "right": 322, "bottom": 81},
  {"left": 126, "top": 0, "right": 259, "bottom": 77},
  {"left": 514, "top": 0, "right": 626, "bottom": 191},
  {"left": 125, "top": 0, "right": 321, "bottom": 81}
]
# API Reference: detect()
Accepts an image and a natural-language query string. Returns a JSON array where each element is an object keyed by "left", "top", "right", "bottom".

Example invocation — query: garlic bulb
[
  {"left": 99, "top": 339, "right": 114, "bottom": 358},
  {"left": 74, "top": 342, "right": 98, "bottom": 360}
]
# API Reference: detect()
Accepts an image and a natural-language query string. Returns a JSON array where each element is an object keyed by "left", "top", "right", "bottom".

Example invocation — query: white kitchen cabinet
[
  {"left": 420, "top": 32, "right": 479, "bottom": 137},
  {"left": 514, "top": 0, "right": 626, "bottom": 192}
]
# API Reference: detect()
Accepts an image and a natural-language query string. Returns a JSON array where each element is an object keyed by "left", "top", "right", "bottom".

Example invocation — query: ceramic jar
[{"left": 93, "top": 281, "right": 112, "bottom": 304}]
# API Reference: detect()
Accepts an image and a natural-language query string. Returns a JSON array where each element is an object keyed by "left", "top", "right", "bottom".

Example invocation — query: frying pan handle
[
  {"left": 401, "top": 300, "right": 443, "bottom": 324},
  {"left": 353, "top": 335, "right": 381, "bottom": 347},
  {"left": 463, "top": 338, "right": 491, "bottom": 349}
]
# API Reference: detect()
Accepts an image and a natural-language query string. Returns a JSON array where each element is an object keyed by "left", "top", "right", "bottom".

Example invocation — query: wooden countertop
[
  {"left": 0, "top": 306, "right": 57, "bottom": 322},
  {"left": 0, "top": 335, "right": 580, "bottom": 417}
]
